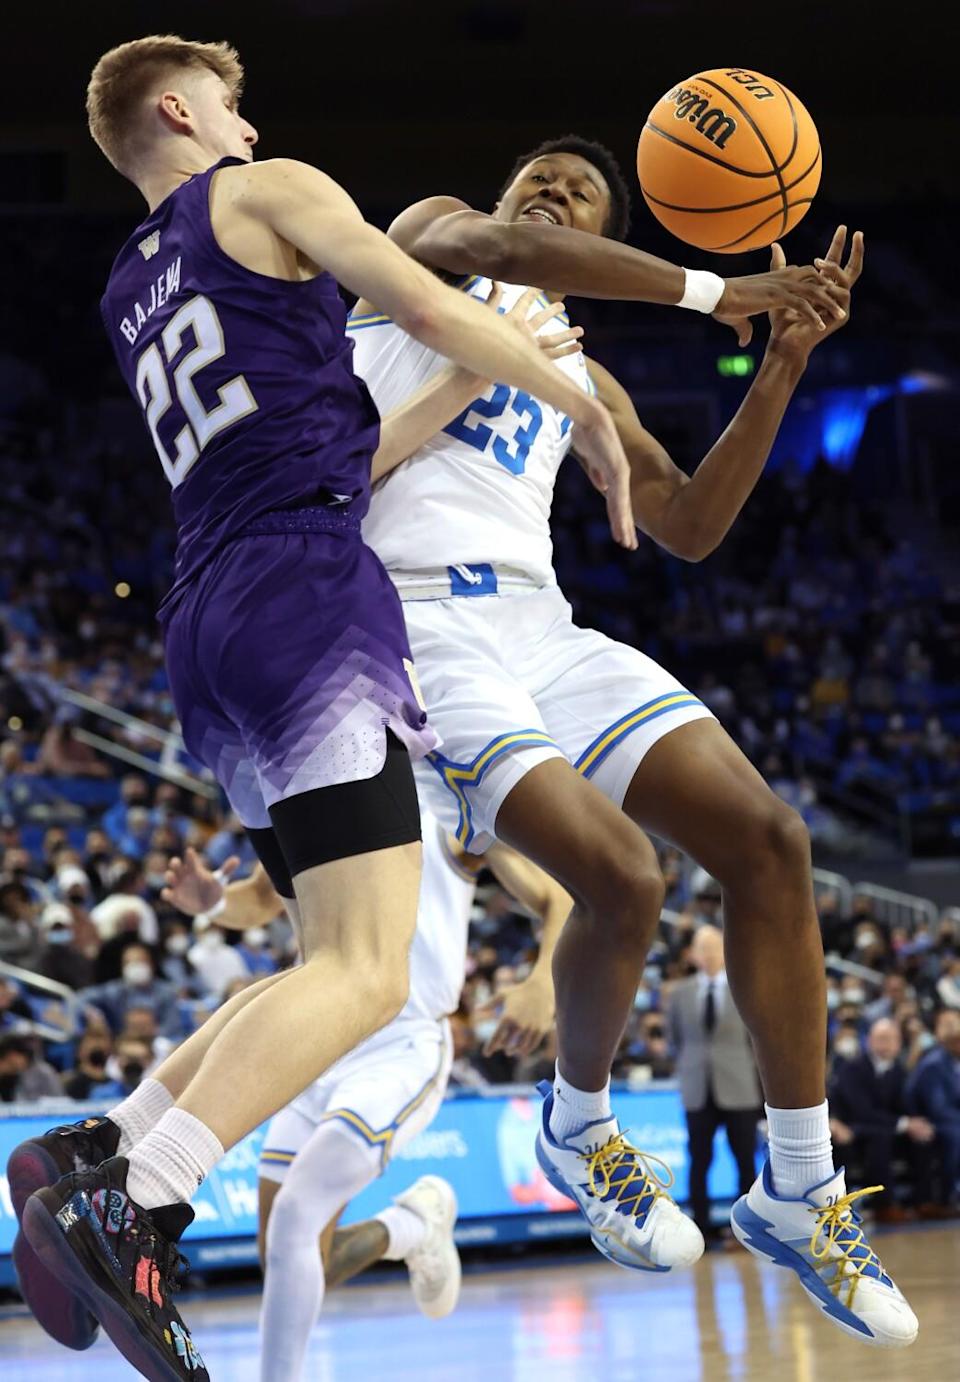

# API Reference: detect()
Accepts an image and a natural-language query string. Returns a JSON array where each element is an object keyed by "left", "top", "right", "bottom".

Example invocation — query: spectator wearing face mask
[
  {"left": 56, "top": 863, "right": 92, "bottom": 908},
  {"left": 828, "top": 1018, "right": 935, "bottom": 1221},
  {"left": 235, "top": 926, "right": 278, "bottom": 978},
  {"left": 159, "top": 921, "right": 196, "bottom": 988},
  {"left": 63, "top": 1031, "right": 124, "bottom": 1101},
  {"left": 0, "top": 1032, "right": 62, "bottom": 1102},
  {"left": 35, "top": 901, "right": 96, "bottom": 989},
  {"left": 829, "top": 1020, "right": 863, "bottom": 1069},
  {"left": 108, "top": 1035, "right": 154, "bottom": 1095},
  {"left": 850, "top": 921, "right": 888, "bottom": 968},
  {"left": 112, "top": 805, "right": 154, "bottom": 861},
  {"left": 90, "top": 868, "right": 159, "bottom": 981},
  {"left": 101, "top": 774, "right": 151, "bottom": 846},
  {"left": 79, "top": 942, "right": 182, "bottom": 1040},
  {"left": 187, "top": 917, "right": 251, "bottom": 1000}
]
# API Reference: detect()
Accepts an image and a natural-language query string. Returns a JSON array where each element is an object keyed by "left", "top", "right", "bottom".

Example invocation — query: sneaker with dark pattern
[
  {"left": 7, "top": 1114, "right": 120, "bottom": 1350},
  {"left": 22, "top": 1156, "right": 207, "bottom": 1381}
]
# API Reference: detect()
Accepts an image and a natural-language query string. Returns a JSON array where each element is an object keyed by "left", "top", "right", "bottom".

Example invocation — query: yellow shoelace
[
  {"left": 582, "top": 1132, "right": 675, "bottom": 1219},
  {"left": 808, "top": 1185, "right": 885, "bottom": 1307}
]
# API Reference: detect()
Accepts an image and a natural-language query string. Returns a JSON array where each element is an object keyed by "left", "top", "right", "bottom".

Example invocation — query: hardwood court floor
[{"left": 1, "top": 1226, "right": 955, "bottom": 1380}]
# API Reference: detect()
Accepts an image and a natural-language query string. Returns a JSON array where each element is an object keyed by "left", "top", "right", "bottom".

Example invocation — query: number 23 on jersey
[{"left": 443, "top": 384, "right": 551, "bottom": 476}]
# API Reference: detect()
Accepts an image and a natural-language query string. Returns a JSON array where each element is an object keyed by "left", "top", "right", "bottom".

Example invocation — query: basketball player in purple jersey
[{"left": 9, "top": 35, "right": 637, "bottom": 1382}]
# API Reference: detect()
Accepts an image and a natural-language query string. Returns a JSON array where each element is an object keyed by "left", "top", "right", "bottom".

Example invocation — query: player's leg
[
  {"left": 6, "top": 877, "right": 292, "bottom": 1352},
  {"left": 158, "top": 833, "right": 421, "bottom": 1168},
  {"left": 623, "top": 722, "right": 826, "bottom": 1153},
  {"left": 495, "top": 759, "right": 664, "bottom": 1096},
  {"left": 622, "top": 719, "right": 918, "bottom": 1345},
  {"left": 22, "top": 765, "right": 421, "bottom": 1381},
  {"left": 260, "top": 1121, "right": 383, "bottom": 1382},
  {"left": 258, "top": 1025, "right": 456, "bottom": 1380},
  {"left": 491, "top": 758, "right": 703, "bottom": 1271}
]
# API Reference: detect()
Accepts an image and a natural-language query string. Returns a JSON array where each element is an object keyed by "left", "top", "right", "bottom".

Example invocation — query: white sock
[
  {"left": 375, "top": 1204, "right": 428, "bottom": 1261},
  {"left": 107, "top": 1077, "right": 174, "bottom": 1156},
  {"left": 549, "top": 1063, "right": 612, "bottom": 1143},
  {"left": 765, "top": 1101, "right": 835, "bottom": 1198},
  {"left": 261, "top": 1122, "right": 381, "bottom": 1382},
  {"left": 126, "top": 1108, "right": 224, "bottom": 1211}
]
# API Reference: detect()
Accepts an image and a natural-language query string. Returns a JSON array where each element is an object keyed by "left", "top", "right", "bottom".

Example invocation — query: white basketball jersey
[
  {"left": 401, "top": 810, "right": 476, "bottom": 1022},
  {"left": 354, "top": 275, "right": 594, "bottom": 587}
]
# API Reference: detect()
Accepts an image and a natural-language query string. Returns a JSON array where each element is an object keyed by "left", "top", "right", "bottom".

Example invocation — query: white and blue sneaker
[
  {"left": 730, "top": 1162, "right": 919, "bottom": 1348},
  {"left": 535, "top": 1082, "right": 704, "bottom": 1272}
]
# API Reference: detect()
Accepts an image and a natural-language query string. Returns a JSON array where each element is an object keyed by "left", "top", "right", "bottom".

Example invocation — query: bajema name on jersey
[{"left": 117, "top": 256, "right": 182, "bottom": 346}]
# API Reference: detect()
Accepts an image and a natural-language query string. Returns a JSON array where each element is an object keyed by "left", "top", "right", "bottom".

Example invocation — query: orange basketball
[{"left": 636, "top": 67, "right": 821, "bottom": 253}]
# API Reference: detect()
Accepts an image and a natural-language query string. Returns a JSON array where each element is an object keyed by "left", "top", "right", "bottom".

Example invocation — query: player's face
[
  {"left": 185, "top": 72, "right": 259, "bottom": 163},
  {"left": 496, "top": 153, "right": 610, "bottom": 236}
]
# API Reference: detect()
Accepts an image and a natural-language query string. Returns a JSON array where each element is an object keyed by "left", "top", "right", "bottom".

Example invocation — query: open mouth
[{"left": 521, "top": 205, "right": 563, "bottom": 227}]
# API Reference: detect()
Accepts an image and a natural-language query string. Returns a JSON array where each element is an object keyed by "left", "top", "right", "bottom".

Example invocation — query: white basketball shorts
[
  {"left": 402, "top": 584, "right": 714, "bottom": 852},
  {"left": 259, "top": 1016, "right": 452, "bottom": 1184}
]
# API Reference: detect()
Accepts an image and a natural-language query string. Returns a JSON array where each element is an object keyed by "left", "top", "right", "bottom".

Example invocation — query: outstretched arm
[
  {"left": 476, "top": 844, "right": 573, "bottom": 1058},
  {"left": 231, "top": 160, "right": 634, "bottom": 546},
  {"left": 584, "top": 227, "right": 863, "bottom": 562},
  {"left": 389, "top": 195, "right": 841, "bottom": 340}
]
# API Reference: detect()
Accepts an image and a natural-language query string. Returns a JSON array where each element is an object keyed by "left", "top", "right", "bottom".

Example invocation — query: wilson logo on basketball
[{"left": 665, "top": 87, "right": 737, "bottom": 150}]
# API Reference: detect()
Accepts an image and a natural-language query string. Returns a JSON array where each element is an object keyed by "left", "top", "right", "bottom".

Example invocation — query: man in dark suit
[
  {"left": 668, "top": 924, "right": 761, "bottom": 1243},
  {"left": 829, "top": 1017, "right": 934, "bottom": 1220},
  {"left": 907, "top": 1008, "right": 960, "bottom": 1208}
]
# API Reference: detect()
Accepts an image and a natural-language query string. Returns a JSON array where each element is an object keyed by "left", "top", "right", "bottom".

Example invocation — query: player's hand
[
  {"left": 478, "top": 973, "right": 556, "bottom": 1058},
  {"left": 573, "top": 400, "right": 638, "bottom": 551},
  {"left": 713, "top": 260, "right": 846, "bottom": 347},
  {"left": 766, "top": 227, "right": 863, "bottom": 365},
  {"left": 488, "top": 283, "right": 585, "bottom": 361},
  {"left": 161, "top": 846, "right": 238, "bottom": 916}
]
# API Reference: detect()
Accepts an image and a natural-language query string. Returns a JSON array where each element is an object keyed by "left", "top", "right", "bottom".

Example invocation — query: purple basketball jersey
[
  {"left": 99, "top": 157, "right": 437, "bottom": 823},
  {"left": 100, "top": 156, "right": 380, "bottom": 606}
]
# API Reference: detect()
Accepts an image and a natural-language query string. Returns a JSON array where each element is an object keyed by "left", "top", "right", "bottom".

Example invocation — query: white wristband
[
  {"left": 206, "top": 894, "right": 227, "bottom": 920},
  {"left": 678, "top": 268, "right": 726, "bottom": 314}
]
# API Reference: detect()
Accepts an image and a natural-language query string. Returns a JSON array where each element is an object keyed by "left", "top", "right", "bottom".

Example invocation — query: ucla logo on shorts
[{"left": 448, "top": 564, "right": 498, "bottom": 597}]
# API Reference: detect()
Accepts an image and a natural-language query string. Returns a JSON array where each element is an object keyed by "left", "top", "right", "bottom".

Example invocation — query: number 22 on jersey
[{"left": 135, "top": 294, "right": 258, "bottom": 487}]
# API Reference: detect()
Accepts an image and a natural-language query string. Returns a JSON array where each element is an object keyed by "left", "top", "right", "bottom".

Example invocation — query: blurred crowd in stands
[{"left": 3, "top": 408, "right": 959, "bottom": 861}]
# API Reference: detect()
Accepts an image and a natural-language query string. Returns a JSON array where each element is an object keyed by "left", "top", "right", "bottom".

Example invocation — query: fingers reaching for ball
[{"left": 815, "top": 228, "right": 864, "bottom": 287}]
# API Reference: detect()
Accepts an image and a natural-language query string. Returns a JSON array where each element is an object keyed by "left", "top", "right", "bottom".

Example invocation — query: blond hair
[{"left": 87, "top": 35, "right": 244, "bottom": 173}]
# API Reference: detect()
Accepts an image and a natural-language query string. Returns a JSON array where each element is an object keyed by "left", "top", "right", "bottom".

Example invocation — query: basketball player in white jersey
[
  {"left": 162, "top": 815, "right": 572, "bottom": 1382},
  {"left": 346, "top": 138, "right": 918, "bottom": 1346}
]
